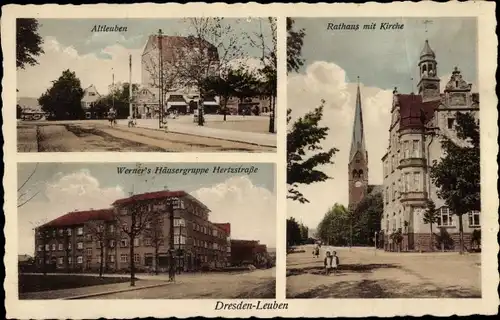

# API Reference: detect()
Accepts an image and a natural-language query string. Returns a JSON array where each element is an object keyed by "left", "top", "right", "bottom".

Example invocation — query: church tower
[
  {"left": 417, "top": 40, "right": 441, "bottom": 101},
  {"left": 348, "top": 79, "right": 369, "bottom": 211}
]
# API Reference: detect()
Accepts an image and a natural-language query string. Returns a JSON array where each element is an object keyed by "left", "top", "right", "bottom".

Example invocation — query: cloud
[
  {"left": 191, "top": 176, "right": 276, "bottom": 248},
  {"left": 18, "top": 170, "right": 126, "bottom": 255},
  {"left": 287, "top": 61, "right": 392, "bottom": 229},
  {"left": 17, "top": 36, "right": 143, "bottom": 98}
]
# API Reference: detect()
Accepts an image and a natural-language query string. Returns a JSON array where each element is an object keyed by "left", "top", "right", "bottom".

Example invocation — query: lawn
[{"left": 18, "top": 274, "right": 132, "bottom": 293}]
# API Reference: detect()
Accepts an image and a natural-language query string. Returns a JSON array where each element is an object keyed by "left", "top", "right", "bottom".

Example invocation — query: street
[
  {"left": 17, "top": 120, "right": 275, "bottom": 152},
  {"left": 93, "top": 268, "right": 276, "bottom": 299},
  {"left": 286, "top": 245, "right": 481, "bottom": 298}
]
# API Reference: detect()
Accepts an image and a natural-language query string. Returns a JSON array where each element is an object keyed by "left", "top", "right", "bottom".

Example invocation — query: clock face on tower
[{"left": 354, "top": 181, "right": 363, "bottom": 188}]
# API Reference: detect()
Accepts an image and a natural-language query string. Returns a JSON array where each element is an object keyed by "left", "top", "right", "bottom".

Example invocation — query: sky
[
  {"left": 18, "top": 163, "right": 276, "bottom": 255},
  {"left": 287, "top": 17, "right": 478, "bottom": 230},
  {"left": 17, "top": 18, "right": 273, "bottom": 98}
]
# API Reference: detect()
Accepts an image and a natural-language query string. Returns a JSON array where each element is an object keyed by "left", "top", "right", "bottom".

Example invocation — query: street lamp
[{"left": 374, "top": 231, "right": 378, "bottom": 256}]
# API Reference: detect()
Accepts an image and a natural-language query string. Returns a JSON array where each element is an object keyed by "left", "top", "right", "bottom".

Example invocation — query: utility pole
[
  {"left": 129, "top": 54, "right": 133, "bottom": 118},
  {"left": 111, "top": 69, "right": 115, "bottom": 111},
  {"left": 158, "top": 29, "right": 164, "bottom": 128}
]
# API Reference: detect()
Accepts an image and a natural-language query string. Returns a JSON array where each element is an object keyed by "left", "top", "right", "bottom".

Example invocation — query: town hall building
[{"left": 381, "top": 40, "right": 480, "bottom": 252}]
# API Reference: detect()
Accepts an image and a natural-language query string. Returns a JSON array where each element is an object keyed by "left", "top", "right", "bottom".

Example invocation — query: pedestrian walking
[{"left": 313, "top": 242, "right": 320, "bottom": 258}]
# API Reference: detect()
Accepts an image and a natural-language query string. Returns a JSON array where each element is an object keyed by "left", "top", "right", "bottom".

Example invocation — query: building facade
[
  {"left": 381, "top": 40, "right": 480, "bottom": 252},
  {"left": 81, "top": 84, "right": 101, "bottom": 118},
  {"left": 34, "top": 190, "right": 231, "bottom": 273}
]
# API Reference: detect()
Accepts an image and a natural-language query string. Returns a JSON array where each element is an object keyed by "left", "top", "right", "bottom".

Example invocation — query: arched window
[
  {"left": 358, "top": 170, "right": 364, "bottom": 179},
  {"left": 352, "top": 170, "right": 358, "bottom": 179},
  {"left": 422, "top": 65, "right": 427, "bottom": 73}
]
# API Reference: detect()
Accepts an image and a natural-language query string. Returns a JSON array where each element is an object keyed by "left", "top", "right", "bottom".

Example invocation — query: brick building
[
  {"left": 381, "top": 40, "right": 480, "bottom": 252},
  {"left": 34, "top": 190, "right": 231, "bottom": 273},
  {"left": 230, "top": 239, "right": 272, "bottom": 268}
]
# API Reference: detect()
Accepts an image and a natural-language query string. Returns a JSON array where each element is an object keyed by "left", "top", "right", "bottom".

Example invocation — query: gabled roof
[
  {"left": 213, "top": 223, "right": 231, "bottom": 235},
  {"left": 41, "top": 208, "right": 114, "bottom": 228},
  {"left": 397, "top": 93, "right": 440, "bottom": 130}
]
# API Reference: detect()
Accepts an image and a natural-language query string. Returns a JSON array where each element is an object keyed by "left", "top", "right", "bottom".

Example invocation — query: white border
[{"left": 2, "top": 2, "right": 498, "bottom": 318}]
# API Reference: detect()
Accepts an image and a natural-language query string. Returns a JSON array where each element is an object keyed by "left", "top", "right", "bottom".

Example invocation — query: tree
[
  {"left": 422, "top": 199, "right": 438, "bottom": 251},
  {"left": 18, "top": 163, "right": 40, "bottom": 208},
  {"left": 38, "top": 70, "right": 85, "bottom": 120},
  {"left": 17, "top": 105, "right": 23, "bottom": 119},
  {"left": 286, "top": 18, "right": 305, "bottom": 74},
  {"left": 390, "top": 228, "right": 403, "bottom": 252},
  {"left": 86, "top": 220, "right": 111, "bottom": 277},
  {"left": 287, "top": 100, "right": 339, "bottom": 203},
  {"left": 247, "top": 18, "right": 277, "bottom": 133},
  {"left": 142, "top": 214, "right": 165, "bottom": 275},
  {"left": 16, "top": 18, "right": 44, "bottom": 69},
  {"left": 316, "top": 204, "right": 350, "bottom": 246},
  {"left": 430, "top": 112, "right": 480, "bottom": 254},
  {"left": 286, "top": 217, "right": 302, "bottom": 248},
  {"left": 352, "top": 191, "right": 384, "bottom": 246},
  {"left": 170, "top": 18, "right": 244, "bottom": 126},
  {"left": 115, "top": 200, "right": 156, "bottom": 286},
  {"left": 299, "top": 223, "right": 309, "bottom": 244}
]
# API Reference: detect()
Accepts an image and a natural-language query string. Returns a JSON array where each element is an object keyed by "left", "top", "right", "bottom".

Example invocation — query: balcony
[
  {"left": 400, "top": 191, "right": 428, "bottom": 204},
  {"left": 398, "top": 157, "right": 426, "bottom": 169}
]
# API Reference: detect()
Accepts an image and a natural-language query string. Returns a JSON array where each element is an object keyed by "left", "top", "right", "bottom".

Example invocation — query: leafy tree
[
  {"left": 316, "top": 203, "right": 350, "bottom": 246},
  {"left": 299, "top": 223, "right": 309, "bottom": 243},
  {"left": 390, "top": 228, "right": 403, "bottom": 252},
  {"left": 96, "top": 83, "right": 139, "bottom": 119},
  {"left": 352, "top": 191, "right": 383, "bottom": 246},
  {"left": 38, "top": 70, "right": 84, "bottom": 120},
  {"left": 422, "top": 199, "right": 438, "bottom": 251},
  {"left": 16, "top": 18, "right": 44, "bottom": 69},
  {"left": 287, "top": 100, "right": 338, "bottom": 203},
  {"left": 286, "top": 217, "right": 302, "bottom": 247},
  {"left": 142, "top": 214, "right": 165, "bottom": 275},
  {"left": 86, "top": 220, "right": 113, "bottom": 277},
  {"left": 286, "top": 18, "right": 305, "bottom": 74},
  {"left": 430, "top": 112, "right": 480, "bottom": 254}
]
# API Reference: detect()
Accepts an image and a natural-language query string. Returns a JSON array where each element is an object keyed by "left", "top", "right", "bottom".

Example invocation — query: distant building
[
  {"left": 17, "top": 97, "right": 45, "bottom": 120},
  {"left": 81, "top": 85, "right": 101, "bottom": 119},
  {"left": 34, "top": 190, "right": 231, "bottom": 273},
  {"left": 140, "top": 35, "right": 220, "bottom": 116},
  {"left": 381, "top": 40, "right": 480, "bottom": 252},
  {"left": 230, "top": 239, "right": 271, "bottom": 268}
]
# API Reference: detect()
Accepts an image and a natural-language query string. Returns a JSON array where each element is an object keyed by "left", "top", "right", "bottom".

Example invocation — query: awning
[{"left": 203, "top": 101, "right": 219, "bottom": 106}]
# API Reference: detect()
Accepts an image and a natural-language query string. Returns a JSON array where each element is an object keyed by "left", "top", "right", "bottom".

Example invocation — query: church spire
[{"left": 349, "top": 77, "right": 366, "bottom": 162}]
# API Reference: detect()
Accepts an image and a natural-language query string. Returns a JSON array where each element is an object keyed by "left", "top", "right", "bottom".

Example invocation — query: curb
[
  {"left": 63, "top": 281, "right": 173, "bottom": 300},
  {"left": 115, "top": 124, "right": 277, "bottom": 149}
]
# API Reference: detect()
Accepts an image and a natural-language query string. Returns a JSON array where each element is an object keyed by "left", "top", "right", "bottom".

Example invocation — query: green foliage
[
  {"left": 471, "top": 229, "right": 481, "bottom": 250},
  {"left": 96, "top": 83, "right": 139, "bottom": 119},
  {"left": 287, "top": 217, "right": 305, "bottom": 246},
  {"left": 352, "top": 191, "right": 384, "bottom": 246},
  {"left": 316, "top": 204, "right": 350, "bottom": 246},
  {"left": 287, "top": 100, "right": 338, "bottom": 203},
  {"left": 16, "top": 18, "right": 44, "bottom": 69},
  {"left": 286, "top": 18, "right": 305, "bottom": 73},
  {"left": 38, "top": 70, "right": 84, "bottom": 120},
  {"left": 423, "top": 199, "right": 438, "bottom": 249},
  {"left": 430, "top": 111, "right": 480, "bottom": 253}
]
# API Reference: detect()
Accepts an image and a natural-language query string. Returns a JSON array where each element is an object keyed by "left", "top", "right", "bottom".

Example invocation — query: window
[
  {"left": 97, "top": 241, "right": 102, "bottom": 248},
  {"left": 412, "top": 140, "right": 419, "bottom": 158},
  {"left": 77, "top": 256, "right": 83, "bottom": 264},
  {"left": 109, "top": 225, "right": 115, "bottom": 233},
  {"left": 51, "top": 243, "right": 56, "bottom": 251},
  {"left": 109, "top": 240, "right": 115, "bottom": 248},
  {"left": 213, "top": 229, "right": 218, "bottom": 237},
  {"left": 438, "top": 207, "right": 453, "bottom": 226},
  {"left": 120, "top": 254, "right": 128, "bottom": 263},
  {"left": 468, "top": 211, "right": 480, "bottom": 227},
  {"left": 122, "top": 223, "right": 129, "bottom": 232},
  {"left": 383, "top": 161, "right": 387, "bottom": 177},
  {"left": 404, "top": 141, "right": 410, "bottom": 158},
  {"left": 52, "top": 230, "right": 56, "bottom": 237},
  {"left": 77, "top": 242, "right": 83, "bottom": 250},
  {"left": 120, "top": 208, "right": 128, "bottom": 215},
  {"left": 390, "top": 156, "right": 394, "bottom": 172},
  {"left": 404, "top": 173, "right": 410, "bottom": 193},
  {"left": 86, "top": 234, "right": 93, "bottom": 241},
  {"left": 144, "top": 238, "right": 151, "bottom": 246},
  {"left": 392, "top": 182, "right": 396, "bottom": 200},
  {"left": 58, "top": 229, "right": 64, "bottom": 236},
  {"left": 145, "top": 221, "right": 151, "bottom": 229},
  {"left": 134, "top": 254, "right": 140, "bottom": 263},
  {"left": 413, "top": 172, "right": 421, "bottom": 192},
  {"left": 385, "top": 187, "right": 389, "bottom": 204},
  {"left": 447, "top": 118, "right": 455, "bottom": 129},
  {"left": 134, "top": 238, "right": 140, "bottom": 247},
  {"left": 38, "top": 245, "right": 43, "bottom": 252},
  {"left": 77, "top": 227, "right": 83, "bottom": 235},
  {"left": 97, "top": 255, "right": 101, "bottom": 263},
  {"left": 68, "top": 256, "right": 73, "bottom": 264},
  {"left": 68, "top": 243, "right": 72, "bottom": 250},
  {"left": 109, "top": 254, "right": 115, "bottom": 263},
  {"left": 120, "top": 239, "right": 128, "bottom": 247},
  {"left": 58, "top": 243, "right": 63, "bottom": 251},
  {"left": 58, "top": 257, "right": 64, "bottom": 265},
  {"left": 174, "top": 218, "right": 185, "bottom": 227},
  {"left": 67, "top": 228, "right": 72, "bottom": 236},
  {"left": 86, "top": 248, "right": 92, "bottom": 256}
]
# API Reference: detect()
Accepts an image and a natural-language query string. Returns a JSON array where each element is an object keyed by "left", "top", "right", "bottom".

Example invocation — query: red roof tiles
[
  {"left": 112, "top": 190, "right": 187, "bottom": 206},
  {"left": 214, "top": 223, "right": 231, "bottom": 236},
  {"left": 398, "top": 94, "right": 440, "bottom": 130},
  {"left": 42, "top": 208, "right": 114, "bottom": 228}
]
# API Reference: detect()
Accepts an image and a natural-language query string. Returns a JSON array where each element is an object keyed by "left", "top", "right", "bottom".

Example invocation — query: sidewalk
[
  {"left": 20, "top": 278, "right": 171, "bottom": 300},
  {"left": 117, "top": 119, "right": 277, "bottom": 148}
]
